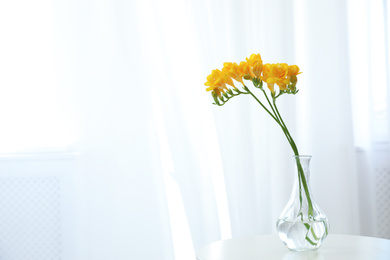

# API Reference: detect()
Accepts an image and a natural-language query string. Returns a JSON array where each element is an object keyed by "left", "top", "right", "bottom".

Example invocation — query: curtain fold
[
  {"left": 295, "top": 0, "right": 360, "bottom": 234},
  {"left": 53, "top": 1, "right": 175, "bottom": 259}
]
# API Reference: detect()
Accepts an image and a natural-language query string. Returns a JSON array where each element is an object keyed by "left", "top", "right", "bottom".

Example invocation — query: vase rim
[{"left": 293, "top": 155, "right": 312, "bottom": 158}]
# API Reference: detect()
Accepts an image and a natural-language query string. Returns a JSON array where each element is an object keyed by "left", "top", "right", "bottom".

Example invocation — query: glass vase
[{"left": 276, "top": 155, "right": 329, "bottom": 251}]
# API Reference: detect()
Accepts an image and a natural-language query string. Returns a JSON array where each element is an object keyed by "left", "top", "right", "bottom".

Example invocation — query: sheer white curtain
[
  {"left": 347, "top": 0, "right": 390, "bottom": 239},
  {"left": 52, "top": 1, "right": 175, "bottom": 259},
  {"left": 0, "top": 0, "right": 389, "bottom": 260}
]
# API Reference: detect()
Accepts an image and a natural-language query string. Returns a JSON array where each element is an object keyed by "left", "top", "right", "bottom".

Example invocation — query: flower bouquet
[{"left": 205, "top": 54, "right": 329, "bottom": 251}]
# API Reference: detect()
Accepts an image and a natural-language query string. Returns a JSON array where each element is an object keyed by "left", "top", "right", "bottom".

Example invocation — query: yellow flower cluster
[{"left": 205, "top": 53, "right": 301, "bottom": 96}]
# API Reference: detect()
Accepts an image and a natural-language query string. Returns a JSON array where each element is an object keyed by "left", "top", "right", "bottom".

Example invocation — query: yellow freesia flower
[
  {"left": 204, "top": 69, "right": 227, "bottom": 96},
  {"left": 239, "top": 61, "right": 255, "bottom": 79},
  {"left": 221, "top": 71, "right": 235, "bottom": 88},
  {"left": 273, "top": 63, "right": 290, "bottom": 90},
  {"left": 204, "top": 69, "right": 235, "bottom": 97},
  {"left": 261, "top": 63, "right": 272, "bottom": 81},
  {"left": 288, "top": 65, "right": 302, "bottom": 76},
  {"left": 222, "top": 62, "right": 244, "bottom": 85},
  {"left": 272, "top": 63, "right": 289, "bottom": 80},
  {"left": 246, "top": 54, "right": 263, "bottom": 78},
  {"left": 252, "top": 62, "right": 263, "bottom": 78},
  {"left": 261, "top": 63, "right": 276, "bottom": 92},
  {"left": 261, "top": 63, "right": 290, "bottom": 92},
  {"left": 246, "top": 53, "right": 262, "bottom": 66}
]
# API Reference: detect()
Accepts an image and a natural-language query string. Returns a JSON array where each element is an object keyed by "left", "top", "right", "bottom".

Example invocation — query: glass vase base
[{"left": 276, "top": 218, "right": 329, "bottom": 251}]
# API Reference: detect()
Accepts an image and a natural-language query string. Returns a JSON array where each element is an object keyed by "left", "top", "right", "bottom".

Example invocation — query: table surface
[{"left": 196, "top": 234, "right": 390, "bottom": 260}]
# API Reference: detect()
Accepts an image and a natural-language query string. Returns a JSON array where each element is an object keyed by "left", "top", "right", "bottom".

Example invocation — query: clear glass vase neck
[{"left": 291, "top": 155, "right": 313, "bottom": 206}]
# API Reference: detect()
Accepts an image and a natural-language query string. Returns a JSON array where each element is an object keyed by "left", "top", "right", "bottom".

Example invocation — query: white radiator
[
  {"left": 0, "top": 177, "right": 61, "bottom": 259},
  {"left": 372, "top": 143, "right": 390, "bottom": 239},
  {"left": 0, "top": 152, "right": 78, "bottom": 260},
  {"left": 375, "top": 166, "right": 390, "bottom": 239}
]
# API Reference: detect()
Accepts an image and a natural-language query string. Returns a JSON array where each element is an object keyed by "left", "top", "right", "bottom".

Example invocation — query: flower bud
[{"left": 290, "top": 75, "right": 297, "bottom": 86}]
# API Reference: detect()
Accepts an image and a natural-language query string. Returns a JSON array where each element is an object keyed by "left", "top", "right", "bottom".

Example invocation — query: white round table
[{"left": 196, "top": 234, "right": 390, "bottom": 260}]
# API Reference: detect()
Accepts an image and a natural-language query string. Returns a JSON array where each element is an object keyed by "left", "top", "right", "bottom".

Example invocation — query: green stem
[
  {"left": 244, "top": 82, "right": 318, "bottom": 245},
  {"left": 272, "top": 98, "right": 297, "bottom": 154},
  {"left": 246, "top": 86, "right": 314, "bottom": 219},
  {"left": 249, "top": 90, "right": 297, "bottom": 153},
  {"left": 271, "top": 98, "right": 314, "bottom": 218},
  {"left": 263, "top": 90, "right": 280, "bottom": 124},
  {"left": 245, "top": 88, "right": 279, "bottom": 122}
]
